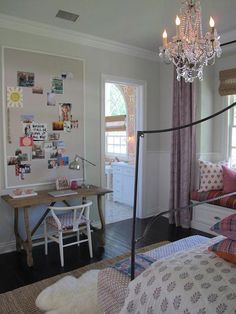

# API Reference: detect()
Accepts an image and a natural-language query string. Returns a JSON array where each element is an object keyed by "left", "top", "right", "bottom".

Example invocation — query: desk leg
[
  {"left": 14, "top": 208, "right": 21, "bottom": 252},
  {"left": 23, "top": 207, "right": 33, "bottom": 267},
  {"left": 97, "top": 195, "right": 105, "bottom": 230},
  {"left": 31, "top": 202, "right": 55, "bottom": 236}
]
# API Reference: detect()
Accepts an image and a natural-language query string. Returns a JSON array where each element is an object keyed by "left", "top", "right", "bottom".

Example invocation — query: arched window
[
  {"left": 105, "top": 83, "right": 127, "bottom": 158},
  {"left": 105, "top": 83, "right": 127, "bottom": 116}
]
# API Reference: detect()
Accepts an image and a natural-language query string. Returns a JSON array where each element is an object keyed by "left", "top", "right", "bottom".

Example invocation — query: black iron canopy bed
[
  {"left": 35, "top": 39, "right": 236, "bottom": 313},
  {"left": 97, "top": 101, "right": 236, "bottom": 314}
]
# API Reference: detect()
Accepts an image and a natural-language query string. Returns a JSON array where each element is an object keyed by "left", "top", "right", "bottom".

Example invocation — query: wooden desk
[{"left": 1, "top": 186, "right": 112, "bottom": 266}]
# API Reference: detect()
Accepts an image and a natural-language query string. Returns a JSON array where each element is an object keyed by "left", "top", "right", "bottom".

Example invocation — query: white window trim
[{"left": 228, "top": 95, "right": 236, "bottom": 166}]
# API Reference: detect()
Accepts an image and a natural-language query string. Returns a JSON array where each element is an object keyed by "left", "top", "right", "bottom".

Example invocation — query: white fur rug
[{"left": 36, "top": 270, "right": 103, "bottom": 314}]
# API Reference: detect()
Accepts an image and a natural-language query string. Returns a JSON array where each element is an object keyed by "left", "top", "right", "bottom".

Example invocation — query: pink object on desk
[{"left": 70, "top": 180, "right": 78, "bottom": 190}]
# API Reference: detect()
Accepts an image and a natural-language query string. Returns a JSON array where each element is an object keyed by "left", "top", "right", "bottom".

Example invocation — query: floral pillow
[
  {"left": 210, "top": 213, "right": 236, "bottom": 240},
  {"left": 198, "top": 160, "right": 225, "bottom": 192},
  {"left": 208, "top": 238, "right": 236, "bottom": 264}
]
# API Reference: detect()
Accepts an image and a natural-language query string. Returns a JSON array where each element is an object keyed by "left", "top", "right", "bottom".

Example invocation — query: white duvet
[{"left": 120, "top": 241, "right": 236, "bottom": 314}]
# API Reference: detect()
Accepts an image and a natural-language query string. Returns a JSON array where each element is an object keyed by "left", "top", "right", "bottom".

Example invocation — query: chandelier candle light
[{"left": 159, "top": 0, "right": 222, "bottom": 82}]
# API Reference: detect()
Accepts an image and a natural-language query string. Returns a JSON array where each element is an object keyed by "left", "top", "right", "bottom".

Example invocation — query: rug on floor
[{"left": 0, "top": 241, "right": 169, "bottom": 314}]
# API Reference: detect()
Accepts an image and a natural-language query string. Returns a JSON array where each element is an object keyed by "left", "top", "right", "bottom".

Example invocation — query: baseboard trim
[
  {"left": 0, "top": 240, "right": 16, "bottom": 254},
  {"left": 0, "top": 220, "right": 101, "bottom": 254},
  {"left": 191, "top": 221, "right": 216, "bottom": 235},
  {"left": 140, "top": 208, "right": 168, "bottom": 219}
]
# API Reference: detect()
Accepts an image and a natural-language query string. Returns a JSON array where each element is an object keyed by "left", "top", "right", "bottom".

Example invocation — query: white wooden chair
[{"left": 44, "top": 201, "right": 93, "bottom": 267}]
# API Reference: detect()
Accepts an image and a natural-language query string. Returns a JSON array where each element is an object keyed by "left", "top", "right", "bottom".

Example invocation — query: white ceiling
[{"left": 0, "top": 0, "right": 235, "bottom": 51}]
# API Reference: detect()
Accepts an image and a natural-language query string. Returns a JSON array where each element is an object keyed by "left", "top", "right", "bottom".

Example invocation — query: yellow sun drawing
[{"left": 7, "top": 87, "right": 23, "bottom": 108}]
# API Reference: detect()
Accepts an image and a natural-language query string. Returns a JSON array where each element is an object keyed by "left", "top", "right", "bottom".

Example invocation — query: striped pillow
[
  {"left": 208, "top": 238, "right": 236, "bottom": 263},
  {"left": 210, "top": 213, "right": 236, "bottom": 240}
]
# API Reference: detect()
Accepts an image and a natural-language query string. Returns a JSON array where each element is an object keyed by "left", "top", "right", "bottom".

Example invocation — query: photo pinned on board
[
  {"left": 52, "top": 140, "right": 65, "bottom": 149},
  {"left": 50, "top": 150, "right": 62, "bottom": 159},
  {"left": 48, "top": 132, "right": 60, "bottom": 141},
  {"left": 20, "top": 136, "right": 33, "bottom": 147},
  {"left": 59, "top": 103, "right": 72, "bottom": 121},
  {"left": 18, "top": 153, "right": 29, "bottom": 162},
  {"left": 71, "top": 120, "right": 79, "bottom": 128},
  {"left": 22, "top": 122, "right": 32, "bottom": 137},
  {"left": 17, "top": 71, "right": 35, "bottom": 87},
  {"left": 51, "top": 78, "right": 63, "bottom": 94},
  {"left": 48, "top": 159, "right": 58, "bottom": 169},
  {"left": 52, "top": 121, "right": 64, "bottom": 131},
  {"left": 31, "top": 123, "right": 47, "bottom": 141},
  {"left": 21, "top": 114, "right": 34, "bottom": 123},
  {"left": 32, "top": 86, "right": 43, "bottom": 94},
  {"left": 64, "top": 121, "right": 71, "bottom": 132},
  {"left": 57, "top": 156, "right": 69, "bottom": 166},
  {"left": 32, "top": 141, "right": 45, "bottom": 159},
  {"left": 15, "top": 148, "right": 22, "bottom": 156},
  {"left": 44, "top": 141, "right": 54, "bottom": 151},
  {"left": 47, "top": 92, "right": 56, "bottom": 106},
  {"left": 7, "top": 156, "right": 19, "bottom": 166},
  {"left": 20, "top": 164, "right": 31, "bottom": 174}
]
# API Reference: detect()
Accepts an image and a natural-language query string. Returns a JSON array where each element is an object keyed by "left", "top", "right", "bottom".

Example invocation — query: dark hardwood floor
[{"left": 0, "top": 216, "right": 212, "bottom": 294}]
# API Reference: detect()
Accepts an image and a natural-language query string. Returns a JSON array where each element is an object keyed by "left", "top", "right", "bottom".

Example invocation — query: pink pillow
[
  {"left": 210, "top": 213, "right": 236, "bottom": 240},
  {"left": 222, "top": 165, "right": 236, "bottom": 193}
]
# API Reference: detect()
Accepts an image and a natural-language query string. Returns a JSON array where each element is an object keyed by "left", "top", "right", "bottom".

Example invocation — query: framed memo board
[{"left": 2, "top": 47, "right": 85, "bottom": 188}]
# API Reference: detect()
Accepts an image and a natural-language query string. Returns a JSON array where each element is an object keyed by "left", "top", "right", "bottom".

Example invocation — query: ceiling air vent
[{"left": 56, "top": 10, "right": 79, "bottom": 22}]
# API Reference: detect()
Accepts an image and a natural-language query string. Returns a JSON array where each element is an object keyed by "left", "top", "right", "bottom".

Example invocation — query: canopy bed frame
[{"left": 131, "top": 98, "right": 236, "bottom": 280}]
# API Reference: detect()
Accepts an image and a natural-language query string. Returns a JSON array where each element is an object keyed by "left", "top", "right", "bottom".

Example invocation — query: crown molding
[
  {"left": 0, "top": 13, "right": 158, "bottom": 62},
  {"left": 221, "top": 29, "right": 236, "bottom": 45},
  {"left": 221, "top": 29, "right": 236, "bottom": 54}
]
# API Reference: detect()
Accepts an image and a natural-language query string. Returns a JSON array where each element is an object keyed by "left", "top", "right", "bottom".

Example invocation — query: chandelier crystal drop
[{"left": 159, "top": 0, "right": 222, "bottom": 82}]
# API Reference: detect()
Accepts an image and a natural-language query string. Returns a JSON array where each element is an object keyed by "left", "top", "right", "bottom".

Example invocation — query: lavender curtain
[{"left": 169, "top": 71, "right": 196, "bottom": 228}]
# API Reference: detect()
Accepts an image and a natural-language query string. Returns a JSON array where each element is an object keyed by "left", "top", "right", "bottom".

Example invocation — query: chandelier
[{"left": 159, "top": 0, "right": 222, "bottom": 82}]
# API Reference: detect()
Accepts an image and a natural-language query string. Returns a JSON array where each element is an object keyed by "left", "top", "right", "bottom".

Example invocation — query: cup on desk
[{"left": 70, "top": 180, "right": 78, "bottom": 190}]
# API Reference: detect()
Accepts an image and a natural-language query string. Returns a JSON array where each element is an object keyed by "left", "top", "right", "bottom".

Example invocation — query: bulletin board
[{"left": 2, "top": 47, "right": 84, "bottom": 188}]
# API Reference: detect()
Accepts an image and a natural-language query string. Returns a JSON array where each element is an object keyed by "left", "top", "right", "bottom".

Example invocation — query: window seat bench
[{"left": 191, "top": 190, "right": 236, "bottom": 235}]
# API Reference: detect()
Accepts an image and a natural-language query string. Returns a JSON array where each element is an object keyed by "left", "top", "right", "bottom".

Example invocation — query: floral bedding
[
  {"left": 120, "top": 240, "right": 236, "bottom": 314},
  {"left": 98, "top": 236, "right": 221, "bottom": 314}
]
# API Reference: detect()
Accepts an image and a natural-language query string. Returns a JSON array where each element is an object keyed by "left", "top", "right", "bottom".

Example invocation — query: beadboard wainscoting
[
  {"left": 143, "top": 151, "right": 225, "bottom": 218},
  {"left": 142, "top": 151, "right": 171, "bottom": 218}
]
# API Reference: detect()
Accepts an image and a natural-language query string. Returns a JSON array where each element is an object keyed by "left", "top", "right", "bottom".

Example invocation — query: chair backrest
[{"left": 48, "top": 201, "right": 92, "bottom": 231}]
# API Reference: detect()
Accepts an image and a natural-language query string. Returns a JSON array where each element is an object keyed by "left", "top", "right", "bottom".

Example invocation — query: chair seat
[
  {"left": 44, "top": 201, "right": 93, "bottom": 267},
  {"left": 46, "top": 212, "right": 90, "bottom": 230}
]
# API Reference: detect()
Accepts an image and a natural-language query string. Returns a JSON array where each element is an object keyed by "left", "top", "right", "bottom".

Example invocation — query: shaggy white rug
[{"left": 36, "top": 269, "right": 103, "bottom": 314}]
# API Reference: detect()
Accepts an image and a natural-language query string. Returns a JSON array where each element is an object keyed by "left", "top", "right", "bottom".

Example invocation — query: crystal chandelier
[{"left": 159, "top": 0, "right": 222, "bottom": 82}]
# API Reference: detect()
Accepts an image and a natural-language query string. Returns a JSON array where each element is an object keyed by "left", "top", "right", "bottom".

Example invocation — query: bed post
[{"left": 131, "top": 131, "right": 143, "bottom": 280}]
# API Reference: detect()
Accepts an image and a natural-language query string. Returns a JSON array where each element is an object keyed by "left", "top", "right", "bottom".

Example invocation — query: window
[
  {"left": 228, "top": 95, "right": 236, "bottom": 167},
  {"left": 105, "top": 83, "right": 127, "bottom": 158},
  {"left": 106, "top": 131, "right": 127, "bottom": 155}
]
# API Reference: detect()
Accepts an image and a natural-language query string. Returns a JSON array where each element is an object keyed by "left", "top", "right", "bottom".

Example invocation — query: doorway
[{"left": 101, "top": 75, "right": 145, "bottom": 224}]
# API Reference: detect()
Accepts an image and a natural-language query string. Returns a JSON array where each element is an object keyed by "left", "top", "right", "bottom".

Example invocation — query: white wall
[
  {"left": 212, "top": 51, "right": 236, "bottom": 159},
  {"left": 0, "top": 27, "right": 160, "bottom": 253}
]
